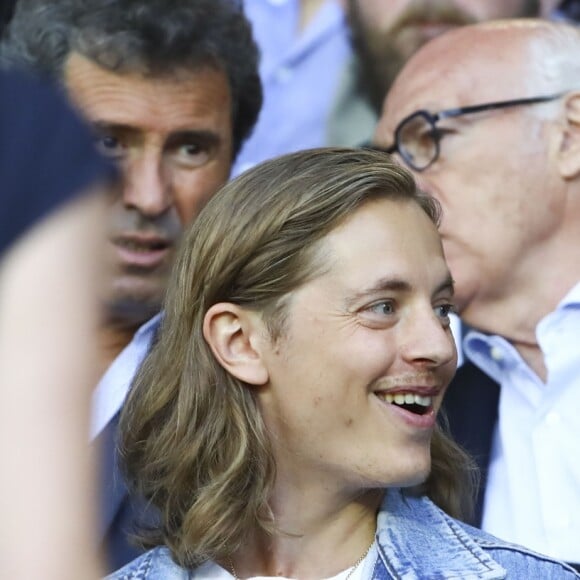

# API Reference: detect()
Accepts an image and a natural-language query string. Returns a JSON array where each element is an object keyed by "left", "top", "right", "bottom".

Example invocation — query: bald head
[
  {"left": 382, "top": 19, "right": 580, "bottom": 126},
  {"left": 374, "top": 19, "right": 580, "bottom": 332}
]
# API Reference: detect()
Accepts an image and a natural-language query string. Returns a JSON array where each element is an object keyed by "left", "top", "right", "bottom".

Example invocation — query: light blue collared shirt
[
  {"left": 233, "top": 0, "right": 352, "bottom": 176},
  {"left": 90, "top": 313, "right": 161, "bottom": 440},
  {"left": 464, "top": 283, "right": 580, "bottom": 562}
]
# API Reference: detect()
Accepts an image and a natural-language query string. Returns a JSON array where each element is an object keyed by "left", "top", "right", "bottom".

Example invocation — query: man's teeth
[{"left": 379, "top": 392, "right": 432, "bottom": 407}]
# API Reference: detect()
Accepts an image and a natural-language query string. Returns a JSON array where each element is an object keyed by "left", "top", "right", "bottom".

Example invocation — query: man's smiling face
[{"left": 254, "top": 198, "right": 457, "bottom": 491}]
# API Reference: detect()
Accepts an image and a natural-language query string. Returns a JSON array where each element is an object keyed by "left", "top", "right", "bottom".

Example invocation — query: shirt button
[{"left": 490, "top": 346, "right": 503, "bottom": 361}]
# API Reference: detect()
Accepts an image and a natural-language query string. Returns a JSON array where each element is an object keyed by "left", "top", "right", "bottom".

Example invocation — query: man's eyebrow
[
  {"left": 91, "top": 121, "right": 134, "bottom": 134},
  {"left": 345, "top": 273, "right": 455, "bottom": 308},
  {"left": 90, "top": 123, "right": 221, "bottom": 146},
  {"left": 165, "top": 130, "right": 221, "bottom": 149},
  {"left": 434, "top": 274, "right": 455, "bottom": 297},
  {"left": 345, "top": 277, "right": 412, "bottom": 308}
]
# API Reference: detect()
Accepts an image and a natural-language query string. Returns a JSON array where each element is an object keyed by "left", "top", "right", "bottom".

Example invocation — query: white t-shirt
[{"left": 192, "top": 542, "right": 377, "bottom": 579}]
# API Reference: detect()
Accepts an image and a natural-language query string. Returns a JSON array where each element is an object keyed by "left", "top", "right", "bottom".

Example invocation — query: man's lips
[
  {"left": 373, "top": 386, "right": 444, "bottom": 429},
  {"left": 111, "top": 234, "right": 172, "bottom": 269}
]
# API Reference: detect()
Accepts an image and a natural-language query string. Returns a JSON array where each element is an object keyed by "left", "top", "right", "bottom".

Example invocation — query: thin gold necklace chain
[
  {"left": 343, "top": 538, "right": 374, "bottom": 580},
  {"left": 227, "top": 539, "right": 375, "bottom": 580}
]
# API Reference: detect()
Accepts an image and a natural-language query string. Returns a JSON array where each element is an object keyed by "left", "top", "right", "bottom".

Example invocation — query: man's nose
[
  {"left": 400, "top": 307, "right": 457, "bottom": 370},
  {"left": 122, "top": 153, "right": 172, "bottom": 217}
]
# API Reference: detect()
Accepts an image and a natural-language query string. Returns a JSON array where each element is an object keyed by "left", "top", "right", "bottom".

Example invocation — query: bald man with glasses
[{"left": 373, "top": 19, "right": 580, "bottom": 570}]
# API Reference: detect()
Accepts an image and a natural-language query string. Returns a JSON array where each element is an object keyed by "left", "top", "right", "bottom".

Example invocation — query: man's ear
[
  {"left": 556, "top": 92, "right": 580, "bottom": 179},
  {"left": 203, "top": 303, "right": 269, "bottom": 386}
]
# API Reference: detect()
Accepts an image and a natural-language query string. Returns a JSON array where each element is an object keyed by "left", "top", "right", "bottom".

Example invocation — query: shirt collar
[
  {"left": 376, "top": 489, "right": 506, "bottom": 578},
  {"left": 463, "top": 332, "right": 519, "bottom": 384},
  {"left": 555, "top": 281, "right": 580, "bottom": 310},
  {"left": 90, "top": 313, "right": 163, "bottom": 440},
  {"left": 462, "top": 281, "right": 580, "bottom": 381}
]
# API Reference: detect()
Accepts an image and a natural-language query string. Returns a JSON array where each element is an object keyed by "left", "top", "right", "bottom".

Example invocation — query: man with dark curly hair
[{"left": 1, "top": 0, "right": 262, "bottom": 571}]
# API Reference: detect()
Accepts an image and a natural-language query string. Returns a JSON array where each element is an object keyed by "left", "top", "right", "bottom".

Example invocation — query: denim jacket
[{"left": 106, "top": 488, "right": 580, "bottom": 579}]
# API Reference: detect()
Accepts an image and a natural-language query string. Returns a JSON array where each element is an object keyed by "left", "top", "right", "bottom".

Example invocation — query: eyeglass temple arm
[{"left": 437, "top": 93, "right": 566, "bottom": 120}]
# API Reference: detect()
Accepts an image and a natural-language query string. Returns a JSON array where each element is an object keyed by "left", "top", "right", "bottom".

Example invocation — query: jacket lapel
[
  {"left": 96, "top": 411, "right": 128, "bottom": 538},
  {"left": 442, "top": 361, "right": 500, "bottom": 525}
]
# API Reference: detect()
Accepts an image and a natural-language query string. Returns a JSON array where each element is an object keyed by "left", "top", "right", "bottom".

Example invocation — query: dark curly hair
[{"left": 0, "top": 0, "right": 262, "bottom": 158}]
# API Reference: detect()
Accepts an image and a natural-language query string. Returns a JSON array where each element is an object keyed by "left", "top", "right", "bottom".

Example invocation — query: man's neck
[
  {"left": 463, "top": 279, "right": 578, "bottom": 382},
  {"left": 226, "top": 485, "right": 379, "bottom": 579},
  {"left": 97, "top": 322, "right": 141, "bottom": 376}
]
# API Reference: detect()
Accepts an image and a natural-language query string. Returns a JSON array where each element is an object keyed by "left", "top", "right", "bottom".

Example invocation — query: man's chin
[
  {"left": 106, "top": 300, "right": 160, "bottom": 329},
  {"left": 103, "top": 287, "right": 163, "bottom": 330}
]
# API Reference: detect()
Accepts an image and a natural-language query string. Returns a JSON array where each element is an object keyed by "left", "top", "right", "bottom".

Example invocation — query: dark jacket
[
  {"left": 442, "top": 360, "right": 500, "bottom": 526},
  {"left": 98, "top": 412, "right": 158, "bottom": 573}
]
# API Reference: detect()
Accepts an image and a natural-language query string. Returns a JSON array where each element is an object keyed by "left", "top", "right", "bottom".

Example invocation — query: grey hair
[{"left": 526, "top": 20, "right": 580, "bottom": 120}]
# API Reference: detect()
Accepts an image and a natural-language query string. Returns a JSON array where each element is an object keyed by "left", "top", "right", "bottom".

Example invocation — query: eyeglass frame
[{"left": 370, "top": 93, "right": 566, "bottom": 172}]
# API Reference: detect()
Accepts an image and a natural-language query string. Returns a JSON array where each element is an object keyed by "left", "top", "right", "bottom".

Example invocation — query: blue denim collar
[{"left": 375, "top": 489, "right": 506, "bottom": 579}]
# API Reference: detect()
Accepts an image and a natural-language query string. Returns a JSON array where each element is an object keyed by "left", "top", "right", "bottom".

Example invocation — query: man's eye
[
  {"left": 357, "top": 300, "right": 399, "bottom": 328},
  {"left": 95, "top": 135, "right": 124, "bottom": 158},
  {"left": 417, "top": 127, "right": 452, "bottom": 144},
  {"left": 434, "top": 303, "right": 455, "bottom": 323},
  {"left": 368, "top": 301, "right": 395, "bottom": 316},
  {"left": 417, "top": 127, "right": 438, "bottom": 142},
  {"left": 176, "top": 143, "right": 210, "bottom": 167}
]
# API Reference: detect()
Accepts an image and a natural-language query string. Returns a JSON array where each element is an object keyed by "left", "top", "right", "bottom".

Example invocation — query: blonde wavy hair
[{"left": 119, "top": 147, "right": 477, "bottom": 568}]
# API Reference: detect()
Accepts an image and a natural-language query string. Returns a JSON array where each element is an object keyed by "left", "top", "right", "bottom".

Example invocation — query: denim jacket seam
[
  {"left": 443, "top": 515, "right": 498, "bottom": 572},
  {"left": 374, "top": 541, "right": 401, "bottom": 580},
  {"left": 470, "top": 541, "right": 580, "bottom": 576}
]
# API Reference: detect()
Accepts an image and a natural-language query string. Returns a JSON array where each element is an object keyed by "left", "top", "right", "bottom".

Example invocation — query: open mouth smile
[
  {"left": 375, "top": 392, "right": 432, "bottom": 416},
  {"left": 373, "top": 386, "right": 442, "bottom": 429}
]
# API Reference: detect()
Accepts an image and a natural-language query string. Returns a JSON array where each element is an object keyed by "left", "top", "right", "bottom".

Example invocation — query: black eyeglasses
[{"left": 370, "top": 93, "right": 565, "bottom": 172}]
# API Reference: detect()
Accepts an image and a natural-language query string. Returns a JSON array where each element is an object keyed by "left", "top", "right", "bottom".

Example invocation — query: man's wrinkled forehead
[
  {"left": 379, "top": 57, "right": 456, "bottom": 136},
  {"left": 381, "top": 28, "right": 523, "bottom": 130}
]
